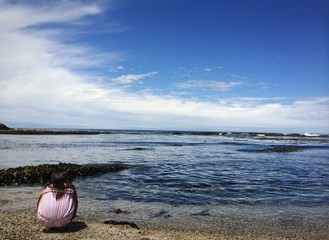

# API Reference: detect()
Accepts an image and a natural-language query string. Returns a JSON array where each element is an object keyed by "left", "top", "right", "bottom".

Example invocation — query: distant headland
[
  {"left": 0, "top": 123, "right": 113, "bottom": 135},
  {"left": 0, "top": 123, "right": 11, "bottom": 130}
]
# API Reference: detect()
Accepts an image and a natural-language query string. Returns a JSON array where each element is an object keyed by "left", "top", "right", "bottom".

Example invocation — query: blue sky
[{"left": 0, "top": 0, "right": 328, "bottom": 132}]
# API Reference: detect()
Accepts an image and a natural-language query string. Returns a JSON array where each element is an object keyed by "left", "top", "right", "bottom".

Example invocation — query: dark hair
[{"left": 47, "top": 170, "right": 74, "bottom": 200}]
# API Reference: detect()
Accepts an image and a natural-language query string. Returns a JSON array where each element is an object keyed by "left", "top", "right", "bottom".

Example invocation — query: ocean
[{"left": 1, "top": 130, "right": 329, "bottom": 233}]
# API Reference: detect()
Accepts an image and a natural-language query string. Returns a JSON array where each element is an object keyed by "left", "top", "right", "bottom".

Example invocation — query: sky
[{"left": 0, "top": 0, "right": 328, "bottom": 133}]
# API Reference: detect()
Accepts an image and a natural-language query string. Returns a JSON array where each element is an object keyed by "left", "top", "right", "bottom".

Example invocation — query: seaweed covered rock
[{"left": 0, "top": 162, "right": 129, "bottom": 186}]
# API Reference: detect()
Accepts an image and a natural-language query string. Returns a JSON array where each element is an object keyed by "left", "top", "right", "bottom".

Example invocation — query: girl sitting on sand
[{"left": 37, "top": 170, "right": 78, "bottom": 231}]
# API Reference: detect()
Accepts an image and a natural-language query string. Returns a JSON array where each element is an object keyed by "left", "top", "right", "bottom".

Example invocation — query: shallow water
[{"left": 0, "top": 131, "right": 329, "bottom": 232}]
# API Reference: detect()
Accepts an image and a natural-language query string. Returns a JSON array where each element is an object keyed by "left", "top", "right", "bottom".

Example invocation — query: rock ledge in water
[
  {"left": 191, "top": 131, "right": 219, "bottom": 136},
  {"left": 0, "top": 163, "right": 129, "bottom": 186},
  {"left": 257, "top": 146, "right": 302, "bottom": 153}
]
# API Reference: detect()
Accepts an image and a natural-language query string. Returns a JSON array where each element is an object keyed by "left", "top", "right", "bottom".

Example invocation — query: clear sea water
[{"left": 1, "top": 130, "right": 329, "bottom": 233}]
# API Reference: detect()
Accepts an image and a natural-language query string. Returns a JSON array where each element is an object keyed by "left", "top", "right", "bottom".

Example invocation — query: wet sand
[{"left": 0, "top": 187, "right": 328, "bottom": 240}]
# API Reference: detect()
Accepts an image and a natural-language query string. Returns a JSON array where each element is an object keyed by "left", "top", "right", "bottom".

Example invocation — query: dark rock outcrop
[
  {"left": 249, "top": 132, "right": 308, "bottom": 137},
  {"left": 257, "top": 146, "right": 302, "bottom": 153},
  {"left": 0, "top": 123, "right": 11, "bottom": 130},
  {"left": 126, "top": 147, "right": 148, "bottom": 151},
  {"left": 172, "top": 132, "right": 183, "bottom": 135},
  {"left": 191, "top": 132, "right": 219, "bottom": 136},
  {"left": 0, "top": 162, "right": 129, "bottom": 186}
]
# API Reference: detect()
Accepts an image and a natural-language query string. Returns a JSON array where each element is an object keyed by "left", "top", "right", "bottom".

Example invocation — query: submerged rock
[
  {"left": 257, "top": 146, "right": 302, "bottom": 153},
  {"left": 172, "top": 132, "right": 183, "bottom": 135},
  {"left": 126, "top": 147, "right": 148, "bottom": 151},
  {"left": 191, "top": 131, "right": 219, "bottom": 136},
  {"left": 171, "top": 144, "right": 184, "bottom": 146},
  {"left": 0, "top": 162, "right": 129, "bottom": 186}
]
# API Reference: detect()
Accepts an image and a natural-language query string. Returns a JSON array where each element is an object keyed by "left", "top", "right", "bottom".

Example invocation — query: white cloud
[
  {"left": 0, "top": 0, "right": 101, "bottom": 31},
  {"left": 80, "top": 93, "right": 329, "bottom": 132},
  {"left": 117, "top": 66, "right": 125, "bottom": 70},
  {"left": 108, "top": 65, "right": 125, "bottom": 72},
  {"left": 111, "top": 72, "right": 158, "bottom": 84},
  {"left": 176, "top": 80, "right": 243, "bottom": 91},
  {"left": 0, "top": 1, "right": 114, "bottom": 118}
]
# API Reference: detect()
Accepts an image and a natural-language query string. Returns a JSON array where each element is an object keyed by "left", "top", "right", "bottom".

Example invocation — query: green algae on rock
[{"left": 0, "top": 162, "right": 129, "bottom": 186}]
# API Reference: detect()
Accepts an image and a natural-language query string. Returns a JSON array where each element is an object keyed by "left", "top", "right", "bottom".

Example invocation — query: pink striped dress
[{"left": 37, "top": 187, "right": 76, "bottom": 229}]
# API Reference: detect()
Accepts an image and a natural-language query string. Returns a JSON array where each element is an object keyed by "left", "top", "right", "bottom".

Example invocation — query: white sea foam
[{"left": 304, "top": 133, "right": 320, "bottom": 137}]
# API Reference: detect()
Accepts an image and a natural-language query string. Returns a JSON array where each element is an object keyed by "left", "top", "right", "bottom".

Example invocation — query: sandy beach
[
  {"left": 2, "top": 209, "right": 325, "bottom": 240},
  {"left": 1, "top": 210, "right": 227, "bottom": 240},
  {"left": 1, "top": 187, "right": 329, "bottom": 240}
]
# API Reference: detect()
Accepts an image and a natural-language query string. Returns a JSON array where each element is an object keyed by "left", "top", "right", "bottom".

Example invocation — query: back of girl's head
[
  {"left": 48, "top": 169, "right": 74, "bottom": 200},
  {"left": 49, "top": 170, "right": 71, "bottom": 190}
]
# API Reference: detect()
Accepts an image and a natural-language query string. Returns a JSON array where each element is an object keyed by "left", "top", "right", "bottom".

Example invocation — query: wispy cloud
[
  {"left": 204, "top": 67, "right": 213, "bottom": 72},
  {"left": 0, "top": 0, "right": 101, "bottom": 31},
  {"left": 108, "top": 66, "right": 125, "bottom": 72},
  {"left": 0, "top": 0, "right": 116, "bottom": 119},
  {"left": 176, "top": 80, "right": 243, "bottom": 91},
  {"left": 111, "top": 72, "right": 158, "bottom": 84}
]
